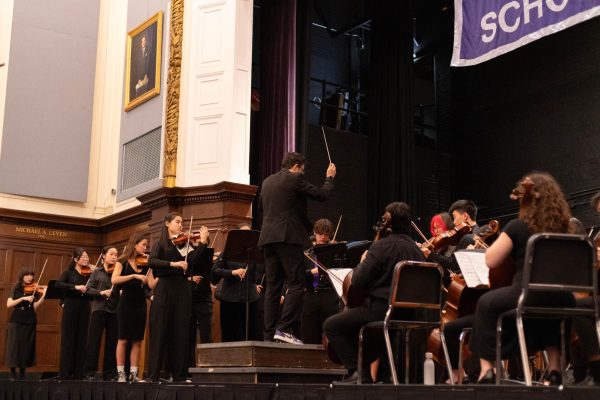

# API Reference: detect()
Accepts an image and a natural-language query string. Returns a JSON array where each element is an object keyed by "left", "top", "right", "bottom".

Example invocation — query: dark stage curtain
[
  {"left": 367, "top": 1, "right": 415, "bottom": 220},
  {"left": 257, "top": 0, "right": 298, "bottom": 184}
]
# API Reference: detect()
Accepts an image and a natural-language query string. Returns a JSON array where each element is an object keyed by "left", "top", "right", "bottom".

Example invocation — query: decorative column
[{"left": 163, "top": 0, "right": 185, "bottom": 188}]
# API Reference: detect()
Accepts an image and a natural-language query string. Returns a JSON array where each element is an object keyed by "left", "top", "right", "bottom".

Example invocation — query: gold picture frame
[{"left": 124, "top": 11, "right": 163, "bottom": 111}]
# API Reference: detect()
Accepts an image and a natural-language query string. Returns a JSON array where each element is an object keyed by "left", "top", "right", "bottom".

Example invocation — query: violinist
[
  {"left": 56, "top": 248, "right": 92, "bottom": 380},
  {"left": 147, "top": 212, "right": 209, "bottom": 383},
  {"left": 112, "top": 233, "right": 150, "bottom": 383},
  {"left": 471, "top": 172, "right": 575, "bottom": 384},
  {"left": 258, "top": 152, "right": 336, "bottom": 344},
  {"left": 323, "top": 202, "right": 425, "bottom": 384},
  {"left": 428, "top": 212, "right": 455, "bottom": 256},
  {"left": 5, "top": 267, "right": 47, "bottom": 380},
  {"left": 423, "top": 200, "right": 480, "bottom": 282},
  {"left": 300, "top": 218, "right": 340, "bottom": 344},
  {"left": 83, "top": 246, "right": 120, "bottom": 381}
]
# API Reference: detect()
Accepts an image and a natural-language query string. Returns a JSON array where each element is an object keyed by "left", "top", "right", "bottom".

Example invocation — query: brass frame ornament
[{"left": 124, "top": 11, "right": 163, "bottom": 111}]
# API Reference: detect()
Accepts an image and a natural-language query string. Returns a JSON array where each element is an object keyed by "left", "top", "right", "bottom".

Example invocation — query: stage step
[{"left": 191, "top": 340, "right": 347, "bottom": 383}]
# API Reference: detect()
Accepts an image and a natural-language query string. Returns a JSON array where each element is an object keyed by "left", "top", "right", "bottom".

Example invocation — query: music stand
[
  {"left": 44, "top": 280, "right": 63, "bottom": 300},
  {"left": 220, "top": 229, "right": 263, "bottom": 340},
  {"left": 311, "top": 242, "right": 348, "bottom": 272},
  {"left": 345, "top": 240, "right": 372, "bottom": 268}
]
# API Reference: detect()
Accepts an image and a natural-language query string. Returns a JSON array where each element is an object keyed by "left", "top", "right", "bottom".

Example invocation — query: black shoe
[
  {"left": 332, "top": 370, "right": 373, "bottom": 385},
  {"left": 543, "top": 370, "right": 562, "bottom": 386},
  {"left": 476, "top": 369, "right": 496, "bottom": 384},
  {"left": 333, "top": 370, "right": 359, "bottom": 385}
]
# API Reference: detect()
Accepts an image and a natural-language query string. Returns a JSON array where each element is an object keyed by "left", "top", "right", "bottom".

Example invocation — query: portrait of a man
[{"left": 125, "top": 12, "right": 163, "bottom": 111}]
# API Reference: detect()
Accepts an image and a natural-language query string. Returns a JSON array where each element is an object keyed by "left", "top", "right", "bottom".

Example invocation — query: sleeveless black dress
[{"left": 117, "top": 261, "right": 149, "bottom": 340}]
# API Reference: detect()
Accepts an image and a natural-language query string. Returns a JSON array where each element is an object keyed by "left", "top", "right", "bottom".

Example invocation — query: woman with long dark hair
[
  {"left": 147, "top": 212, "right": 209, "bottom": 382},
  {"left": 56, "top": 248, "right": 91, "bottom": 380},
  {"left": 112, "top": 232, "right": 150, "bottom": 382},
  {"left": 5, "top": 267, "right": 47, "bottom": 380},
  {"left": 472, "top": 172, "right": 575, "bottom": 384}
]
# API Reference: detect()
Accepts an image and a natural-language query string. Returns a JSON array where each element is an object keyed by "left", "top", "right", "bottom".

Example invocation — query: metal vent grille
[{"left": 121, "top": 127, "right": 161, "bottom": 191}]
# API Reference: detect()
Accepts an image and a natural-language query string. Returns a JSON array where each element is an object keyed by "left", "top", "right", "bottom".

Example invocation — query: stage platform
[
  {"left": 1, "top": 380, "right": 600, "bottom": 400},
  {"left": 191, "top": 340, "right": 346, "bottom": 383}
]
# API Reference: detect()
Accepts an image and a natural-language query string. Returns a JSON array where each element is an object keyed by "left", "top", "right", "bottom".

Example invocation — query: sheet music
[
  {"left": 327, "top": 268, "right": 352, "bottom": 298},
  {"left": 454, "top": 250, "right": 489, "bottom": 288}
]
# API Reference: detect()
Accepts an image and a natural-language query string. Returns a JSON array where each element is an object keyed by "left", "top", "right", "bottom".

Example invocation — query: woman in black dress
[
  {"left": 5, "top": 267, "right": 47, "bottom": 380},
  {"left": 147, "top": 212, "right": 209, "bottom": 382},
  {"left": 56, "top": 248, "right": 92, "bottom": 380},
  {"left": 472, "top": 172, "right": 575, "bottom": 384},
  {"left": 112, "top": 232, "right": 150, "bottom": 382}
]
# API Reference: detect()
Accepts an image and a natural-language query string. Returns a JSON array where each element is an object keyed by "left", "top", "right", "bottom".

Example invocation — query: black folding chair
[
  {"left": 495, "top": 233, "right": 599, "bottom": 386},
  {"left": 356, "top": 261, "right": 453, "bottom": 384}
]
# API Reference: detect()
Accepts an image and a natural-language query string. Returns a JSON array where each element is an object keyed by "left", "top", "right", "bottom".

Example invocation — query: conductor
[{"left": 258, "top": 152, "right": 336, "bottom": 344}]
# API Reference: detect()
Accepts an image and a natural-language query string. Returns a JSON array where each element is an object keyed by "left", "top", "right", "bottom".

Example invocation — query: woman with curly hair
[{"left": 472, "top": 172, "right": 575, "bottom": 384}]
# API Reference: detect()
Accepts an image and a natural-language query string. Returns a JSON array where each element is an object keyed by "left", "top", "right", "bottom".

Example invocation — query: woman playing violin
[
  {"left": 56, "top": 248, "right": 92, "bottom": 380},
  {"left": 471, "top": 172, "right": 575, "bottom": 384},
  {"left": 112, "top": 232, "right": 151, "bottom": 382},
  {"left": 323, "top": 202, "right": 425, "bottom": 384},
  {"left": 5, "top": 267, "right": 47, "bottom": 380},
  {"left": 424, "top": 200, "right": 480, "bottom": 283},
  {"left": 83, "top": 246, "right": 120, "bottom": 381},
  {"left": 147, "top": 212, "right": 209, "bottom": 383}
]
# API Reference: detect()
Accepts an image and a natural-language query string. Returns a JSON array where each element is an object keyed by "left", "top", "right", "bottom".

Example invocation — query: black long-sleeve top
[
  {"left": 86, "top": 267, "right": 119, "bottom": 313},
  {"left": 56, "top": 268, "right": 92, "bottom": 300},
  {"left": 149, "top": 241, "right": 207, "bottom": 278},
  {"left": 351, "top": 233, "right": 426, "bottom": 301},
  {"left": 211, "top": 255, "right": 259, "bottom": 303}
]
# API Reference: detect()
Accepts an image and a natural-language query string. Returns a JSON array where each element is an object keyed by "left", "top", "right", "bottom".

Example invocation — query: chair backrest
[
  {"left": 388, "top": 261, "right": 444, "bottom": 311},
  {"left": 523, "top": 233, "right": 597, "bottom": 295}
]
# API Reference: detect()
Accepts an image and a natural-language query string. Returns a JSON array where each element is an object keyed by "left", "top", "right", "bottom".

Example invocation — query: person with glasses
[{"left": 56, "top": 248, "right": 92, "bottom": 380}]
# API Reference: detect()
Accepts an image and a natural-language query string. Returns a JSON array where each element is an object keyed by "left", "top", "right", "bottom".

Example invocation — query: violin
[
  {"left": 421, "top": 221, "right": 473, "bottom": 251},
  {"left": 23, "top": 283, "right": 46, "bottom": 296},
  {"left": 135, "top": 253, "right": 149, "bottom": 266},
  {"left": 79, "top": 265, "right": 92, "bottom": 277},
  {"left": 104, "top": 263, "right": 115, "bottom": 274},
  {"left": 171, "top": 228, "right": 228, "bottom": 246}
]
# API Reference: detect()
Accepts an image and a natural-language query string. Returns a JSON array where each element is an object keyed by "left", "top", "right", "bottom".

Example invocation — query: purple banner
[{"left": 452, "top": 0, "right": 600, "bottom": 66}]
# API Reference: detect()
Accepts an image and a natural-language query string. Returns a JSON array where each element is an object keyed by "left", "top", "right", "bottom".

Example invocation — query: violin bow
[
  {"left": 210, "top": 229, "right": 220, "bottom": 248},
  {"left": 410, "top": 221, "right": 429, "bottom": 242},
  {"left": 33, "top": 258, "right": 48, "bottom": 292},
  {"left": 303, "top": 250, "right": 343, "bottom": 285},
  {"left": 332, "top": 214, "right": 343, "bottom": 242},
  {"left": 321, "top": 126, "right": 332, "bottom": 164},
  {"left": 184, "top": 216, "right": 194, "bottom": 264}
]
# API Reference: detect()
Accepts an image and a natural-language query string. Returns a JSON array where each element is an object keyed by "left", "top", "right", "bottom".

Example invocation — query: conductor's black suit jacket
[{"left": 258, "top": 169, "right": 334, "bottom": 250}]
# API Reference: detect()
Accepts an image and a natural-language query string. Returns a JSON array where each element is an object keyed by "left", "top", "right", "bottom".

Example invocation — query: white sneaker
[
  {"left": 273, "top": 330, "right": 304, "bottom": 345},
  {"left": 117, "top": 371, "right": 127, "bottom": 383}
]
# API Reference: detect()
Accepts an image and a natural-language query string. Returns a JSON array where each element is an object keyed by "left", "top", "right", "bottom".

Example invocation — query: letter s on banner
[{"left": 481, "top": 11, "right": 497, "bottom": 43}]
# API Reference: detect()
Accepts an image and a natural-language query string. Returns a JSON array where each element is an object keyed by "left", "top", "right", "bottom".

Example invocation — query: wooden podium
[{"left": 190, "top": 341, "right": 347, "bottom": 383}]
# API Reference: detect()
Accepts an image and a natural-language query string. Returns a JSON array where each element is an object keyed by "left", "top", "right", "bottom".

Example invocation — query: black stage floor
[{"left": 1, "top": 380, "right": 600, "bottom": 400}]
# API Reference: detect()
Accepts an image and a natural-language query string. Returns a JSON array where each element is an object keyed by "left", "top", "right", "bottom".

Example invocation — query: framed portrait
[{"left": 124, "top": 11, "right": 163, "bottom": 111}]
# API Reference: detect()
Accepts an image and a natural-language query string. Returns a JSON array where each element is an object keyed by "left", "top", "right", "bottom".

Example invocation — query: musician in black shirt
[
  {"left": 323, "top": 202, "right": 425, "bottom": 383},
  {"left": 56, "top": 248, "right": 92, "bottom": 380},
  {"left": 147, "top": 212, "right": 208, "bottom": 382}
]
